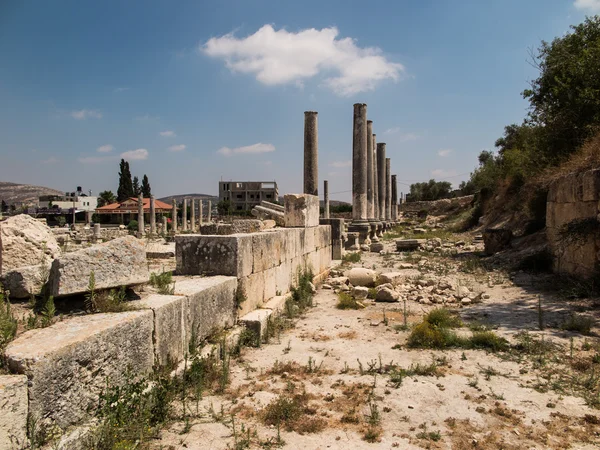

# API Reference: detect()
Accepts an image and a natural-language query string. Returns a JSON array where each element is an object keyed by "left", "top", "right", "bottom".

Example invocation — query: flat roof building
[{"left": 219, "top": 181, "right": 278, "bottom": 211}]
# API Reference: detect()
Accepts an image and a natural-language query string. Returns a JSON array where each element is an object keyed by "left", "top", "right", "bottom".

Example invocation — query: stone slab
[
  {"left": 48, "top": 236, "right": 149, "bottom": 297},
  {"left": 5, "top": 310, "right": 154, "bottom": 429},
  {"left": 0, "top": 375, "right": 28, "bottom": 450},
  {"left": 239, "top": 308, "right": 272, "bottom": 339},
  {"left": 145, "top": 242, "right": 176, "bottom": 259}
]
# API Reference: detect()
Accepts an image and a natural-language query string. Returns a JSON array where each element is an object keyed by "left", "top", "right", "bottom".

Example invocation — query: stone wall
[
  {"left": 176, "top": 226, "right": 332, "bottom": 316},
  {"left": 547, "top": 169, "right": 600, "bottom": 278}
]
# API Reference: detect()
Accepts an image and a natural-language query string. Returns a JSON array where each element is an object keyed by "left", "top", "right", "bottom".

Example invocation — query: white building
[{"left": 38, "top": 187, "right": 97, "bottom": 212}]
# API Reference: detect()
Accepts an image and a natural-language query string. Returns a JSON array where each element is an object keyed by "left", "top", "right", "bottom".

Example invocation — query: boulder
[
  {"left": 352, "top": 286, "right": 369, "bottom": 300},
  {"left": 396, "top": 239, "right": 423, "bottom": 252},
  {"left": 344, "top": 268, "right": 377, "bottom": 287},
  {"left": 47, "top": 236, "right": 150, "bottom": 297},
  {"left": 328, "top": 276, "right": 349, "bottom": 287},
  {"left": 1, "top": 265, "right": 45, "bottom": 298},
  {"left": 376, "top": 287, "right": 399, "bottom": 302},
  {"left": 456, "top": 286, "right": 470, "bottom": 298},
  {"left": 0, "top": 214, "right": 61, "bottom": 272}
]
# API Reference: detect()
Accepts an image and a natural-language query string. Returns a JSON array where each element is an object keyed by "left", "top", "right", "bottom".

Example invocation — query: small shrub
[
  {"left": 562, "top": 313, "right": 595, "bottom": 335},
  {"left": 127, "top": 219, "right": 138, "bottom": 232},
  {"left": 0, "top": 288, "right": 17, "bottom": 368},
  {"left": 286, "top": 267, "right": 315, "bottom": 318},
  {"left": 424, "top": 308, "right": 462, "bottom": 328},
  {"left": 262, "top": 393, "right": 325, "bottom": 434},
  {"left": 150, "top": 271, "right": 175, "bottom": 295},
  {"left": 367, "top": 288, "right": 377, "bottom": 300},
  {"left": 88, "top": 285, "right": 132, "bottom": 313},
  {"left": 336, "top": 292, "right": 361, "bottom": 310},
  {"left": 407, "top": 322, "right": 466, "bottom": 349},
  {"left": 470, "top": 331, "right": 509, "bottom": 352},
  {"left": 342, "top": 252, "right": 361, "bottom": 264}
]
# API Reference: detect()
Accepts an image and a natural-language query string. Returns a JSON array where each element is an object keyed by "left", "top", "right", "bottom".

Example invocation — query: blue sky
[{"left": 1, "top": 0, "right": 598, "bottom": 202}]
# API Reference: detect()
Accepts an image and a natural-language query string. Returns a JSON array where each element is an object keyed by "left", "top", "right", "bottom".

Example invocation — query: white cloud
[
  {"left": 384, "top": 127, "right": 400, "bottom": 134},
  {"left": 114, "top": 87, "right": 129, "bottom": 92},
  {"left": 41, "top": 157, "right": 59, "bottom": 164},
  {"left": 202, "top": 25, "right": 404, "bottom": 96},
  {"left": 329, "top": 160, "right": 352, "bottom": 168},
  {"left": 167, "top": 144, "right": 186, "bottom": 152},
  {"left": 121, "top": 148, "right": 149, "bottom": 161},
  {"left": 135, "top": 114, "right": 159, "bottom": 122},
  {"left": 217, "top": 142, "right": 275, "bottom": 156},
  {"left": 574, "top": 0, "right": 600, "bottom": 12},
  {"left": 97, "top": 144, "right": 114, "bottom": 153},
  {"left": 438, "top": 149, "right": 453, "bottom": 157},
  {"left": 71, "top": 109, "right": 102, "bottom": 120},
  {"left": 160, "top": 130, "right": 176, "bottom": 137}
]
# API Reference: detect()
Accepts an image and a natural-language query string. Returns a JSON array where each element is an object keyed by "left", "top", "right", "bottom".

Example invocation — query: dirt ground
[{"left": 152, "top": 233, "right": 600, "bottom": 450}]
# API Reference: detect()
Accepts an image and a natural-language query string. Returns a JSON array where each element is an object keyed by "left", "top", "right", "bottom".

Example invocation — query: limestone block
[
  {"left": 238, "top": 272, "right": 265, "bottom": 316},
  {"left": 5, "top": 311, "right": 154, "bottom": 429},
  {"left": 253, "top": 231, "right": 283, "bottom": 272},
  {"left": 275, "top": 260, "right": 292, "bottom": 295},
  {"left": 320, "top": 218, "right": 344, "bottom": 240},
  {"left": 582, "top": 169, "right": 600, "bottom": 202},
  {"left": 263, "top": 295, "right": 289, "bottom": 315},
  {"left": 297, "top": 229, "right": 306, "bottom": 255},
  {"left": 396, "top": 239, "right": 422, "bottom": 251},
  {"left": 239, "top": 309, "right": 272, "bottom": 339},
  {"left": 319, "top": 246, "right": 332, "bottom": 274},
  {"left": 553, "top": 202, "right": 597, "bottom": 227},
  {"left": 0, "top": 375, "right": 28, "bottom": 450},
  {"left": 281, "top": 228, "right": 300, "bottom": 262},
  {"left": 135, "top": 294, "right": 185, "bottom": 366},
  {"left": 175, "top": 234, "right": 253, "bottom": 277},
  {"left": 48, "top": 236, "right": 149, "bottom": 297},
  {"left": 284, "top": 194, "right": 320, "bottom": 228},
  {"left": 303, "top": 226, "right": 316, "bottom": 254},
  {"left": 263, "top": 266, "right": 279, "bottom": 300},
  {"left": 555, "top": 173, "right": 578, "bottom": 203},
  {"left": 174, "top": 277, "right": 237, "bottom": 349},
  {"left": 319, "top": 225, "right": 332, "bottom": 249},
  {"left": 0, "top": 264, "right": 45, "bottom": 299},
  {"left": 231, "top": 219, "right": 264, "bottom": 234},
  {"left": 332, "top": 239, "right": 344, "bottom": 260},
  {"left": 0, "top": 214, "right": 61, "bottom": 272},
  {"left": 379, "top": 270, "right": 422, "bottom": 285}
]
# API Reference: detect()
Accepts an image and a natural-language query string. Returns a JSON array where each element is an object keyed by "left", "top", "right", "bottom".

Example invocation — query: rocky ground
[{"left": 151, "top": 224, "right": 600, "bottom": 450}]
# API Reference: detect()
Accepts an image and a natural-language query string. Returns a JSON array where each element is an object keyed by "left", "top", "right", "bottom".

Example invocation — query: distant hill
[
  {"left": 159, "top": 193, "right": 219, "bottom": 204},
  {"left": 0, "top": 182, "right": 64, "bottom": 205}
]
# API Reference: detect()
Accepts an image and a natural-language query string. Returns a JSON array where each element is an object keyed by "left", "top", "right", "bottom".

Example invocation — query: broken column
[
  {"left": 190, "top": 199, "right": 196, "bottom": 232},
  {"left": 391, "top": 175, "right": 398, "bottom": 221},
  {"left": 349, "top": 103, "right": 370, "bottom": 247},
  {"left": 162, "top": 216, "right": 167, "bottom": 235},
  {"left": 171, "top": 199, "right": 178, "bottom": 233},
  {"left": 324, "top": 180, "right": 330, "bottom": 219},
  {"left": 207, "top": 200, "right": 212, "bottom": 222},
  {"left": 385, "top": 158, "right": 392, "bottom": 221},
  {"left": 377, "top": 143, "right": 386, "bottom": 222},
  {"left": 199, "top": 200, "right": 203, "bottom": 226},
  {"left": 304, "top": 111, "right": 318, "bottom": 196},
  {"left": 85, "top": 211, "right": 92, "bottom": 227},
  {"left": 137, "top": 194, "right": 145, "bottom": 237},
  {"left": 93, "top": 223, "right": 101, "bottom": 243},
  {"left": 182, "top": 198, "right": 188, "bottom": 232},
  {"left": 150, "top": 196, "right": 156, "bottom": 235}
]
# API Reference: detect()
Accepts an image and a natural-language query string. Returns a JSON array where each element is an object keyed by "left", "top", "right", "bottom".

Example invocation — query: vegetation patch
[
  {"left": 336, "top": 292, "right": 362, "bottom": 310},
  {"left": 342, "top": 252, "right": 361, "bottom": 264},
  {"left": 150, "top": 270, "right": 175, "bottom": 295},
  {"left": 561, "top": 313, "right": 595, "bottom": 336},
  {"left": 262, "top": 392, "right": 326, "bottom": 434}
]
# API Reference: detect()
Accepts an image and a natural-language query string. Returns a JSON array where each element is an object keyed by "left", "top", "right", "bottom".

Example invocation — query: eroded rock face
[
  {"left": 47, "top": 236, "right": 150, "bottom": 297},
  {"left": 483, "top": 229, "right": 513, "bottom": 255},
  {"left": 0, "top": 214, "right": 61, "bottom": 272},
  {"left": 344, "top": 267, "right": 376, "bottom": 287},
  {"left": 0, "top": 375, "right": 28, "bottom": 450}
]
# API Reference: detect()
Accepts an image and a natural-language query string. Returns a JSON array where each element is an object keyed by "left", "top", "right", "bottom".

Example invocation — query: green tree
[
  {"left": 217, "top": 199, "right": 232, "bottom": 216},
  {"left": 141, "top": 174, "right": 151, "bottom": 198},
  {"left": 133, "top": 176, "right": 140, "bottom": 196},
  {"left": 523, "top": 16, "right": 600, "bottom": 162},
  {"left": 117, "top": 159, "right": 134, "bottom": 201},
  {"left": 409, "top": 179, "right": 452, "bottom": 202},
  {"left": 97, "top": 190, "right": 116, "bottom": 207}
]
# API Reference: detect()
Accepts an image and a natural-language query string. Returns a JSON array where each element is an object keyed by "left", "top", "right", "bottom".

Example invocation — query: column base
[{"left": 349, "top": 221, "right": 371, "bottom": 248}]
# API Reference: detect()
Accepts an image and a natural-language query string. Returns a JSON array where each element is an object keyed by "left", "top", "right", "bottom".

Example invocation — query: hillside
[{"left": 0, "top": 182, "right": 64, "bottom": 205}]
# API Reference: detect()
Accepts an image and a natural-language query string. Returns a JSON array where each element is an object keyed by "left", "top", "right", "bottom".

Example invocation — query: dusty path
[{"left": 155, "top": 237, "right": 600, "bottom": 450}]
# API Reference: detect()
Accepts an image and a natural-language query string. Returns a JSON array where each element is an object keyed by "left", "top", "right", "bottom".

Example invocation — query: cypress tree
[
  {"left": 133, "top": 176, "right": 140, "bottom": 196},
  {"left": 141, "top": 174, "right": 151, "bottom": 197},
  {"left": 117, "top": 159, "right": 134, "bottom": 201}
]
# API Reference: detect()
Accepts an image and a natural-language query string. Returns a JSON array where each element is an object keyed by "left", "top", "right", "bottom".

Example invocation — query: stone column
[
  {"left": 373, "top": 133, "right": 379, "bottom": 221},
  {"left": 150, "top": 196, "right": 156, "bottom": 235},
  {"left": 377, "top": 143, "right": 386, "bottom": 221},
  {"left": 85, "top": 211, "right": 92, "bottom": 226},
  {"left": 304, "top": 111, "right": 318, "bottom": 196},
  {"left": 182, "top": 198, "right": 188, "bottom": 232},
  {"left": 162, "top": 216, "right": 167, "bottom": 235},
  {"left": 207, "top": 200, "right": 212, "bottom": 222},
  {"left": 385, "top": 158, "right": 392, "bottom": 221},
  {"left": 93, "top": 223, "right": 101, "bottom": 242},
  {"left": 366, "top": 120, "right": 375, "bottom": 220},
  {"left": 391, "top": 175, "right": 398, "bottom": 221},
  {"left": 137, "top": 194, "right": 145, "bottom": 237},
  {"left": 199, "top": 200, "right": 203, "bottom": 226},
  {"left": 351, "top": 103, "right": 368, "bottom": 221},
  {"left": 171, "top": 199, "right": 178, "bottom": 233},
  {"left": 323, "top": 180, "right": 330, "bottom": 219},
  {"left": 190, "top": 199, "right": 196, "bottom": 232}
]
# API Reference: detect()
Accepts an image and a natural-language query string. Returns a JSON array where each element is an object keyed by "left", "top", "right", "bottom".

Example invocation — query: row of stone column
[
  {"left": 302, "top": 106, "right": 399, "bottom": 225},
  {"left": 136, "top": 195, "right": 212, "bottom": 236}
]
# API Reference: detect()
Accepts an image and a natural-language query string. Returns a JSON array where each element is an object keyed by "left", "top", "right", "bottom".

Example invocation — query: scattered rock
[
  {"left": 344, "top": 268, "right": 377, "bottom": 287},
  {"left": 456, "top": 286, "right": 470, "bottom": 298},
  {"left": 379, "top": 270, "right": 422, "bottom": 286},
  {"left": 352, "top": 286, "right": 369, "bottom": 300},
  {"left": 322, "top": 284, "right": 333, "bottom": 290},
  {"left": 460, "top": 298, "right": 472, "bottom": 305},
  {"left": 375, "top": 287, "right": 399, "bottom": 302}
]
